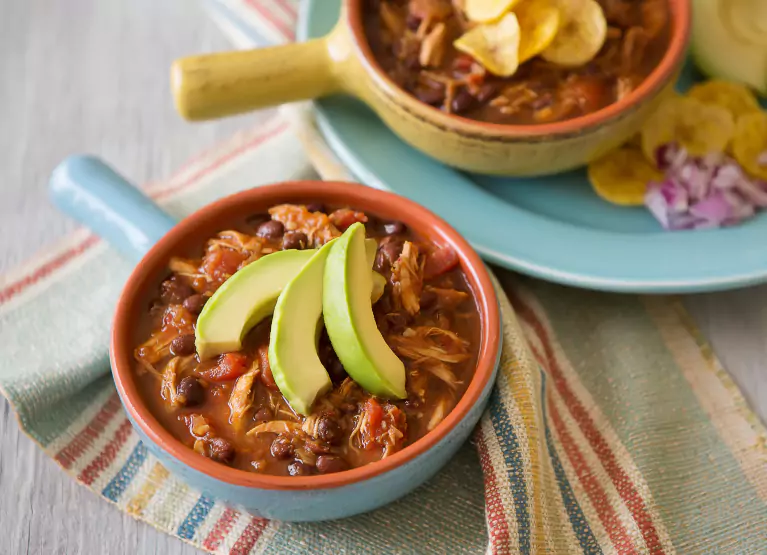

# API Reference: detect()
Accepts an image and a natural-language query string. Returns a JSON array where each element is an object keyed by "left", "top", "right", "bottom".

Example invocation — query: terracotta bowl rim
[
  {"left": 344, "top": 0, "right": 691, "bottom": 137},
  {"left": 110, "top": 180, "right": 500, "bottom": 491}
]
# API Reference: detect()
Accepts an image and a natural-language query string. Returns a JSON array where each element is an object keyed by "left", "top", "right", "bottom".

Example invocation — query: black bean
[
  {"left": 305, "top": 202, "right": 325, "bottom": 213},
  {"left": 374, "top": 241, "right": 402, "bottom": 273},
  {"left": 170, "top": 334, "right": 196, "bottom": 356},
  {"left": 282, "top": 231, "right": 309, "bottom": 250},
  {"left": 208, "top": 438, "right": 235, "bottom": 464},
  {"left": 328, "top": 359, "right": 348, "bottom": 384},
  {"left": 475, "top": 83, "right": 499, "bottom": 104},
  {"left": 531, "top": 93, "right": 554, "bottom": 111},
  {"left": 451, "top": 88, "right": 475, "bottom": 114},
  {"left": 160, "top": 278, "right": 193, "bottom": 304},
  {"left": 316, "top": 416, "right": 342, "bottom": 445},
  {"left": 270, "top": 435, "right": 294, "bottom": 459},
  {"left": 316, "top": 455, "right": 349, "bottom": 474},
  {"left": 177, "top": 376, "right": 204, "bottom": 407},
  {"left": 420, "top": 288, "right": 438, "bottom": 310},
  {"left": 404, "top": 55, "right": 422, "bottom": 71},
  {"left": 405, "top": 14, "right": 421, "bottom": 31},
  {"left": 182, "top": 294, "right": 206, "bottom": 315},
  {"left": 305, "top": 439, "right": 332, "bottom": 455},
  {"left": 415, "top": 87, "right": 446, "bottom": 107},
  {"left": 254, "top": 407, "right": 272, "bottom": 422},
  {"left": 386, "top": 311, "right": 409, "bottom": 334},
  {"left": 383, "top": 221, "right": 406, "bottom": 235},
  {"left": 287, "top": 461, "right": 312, "bottom": 476},
  {"left": 256, "top": 220, "right": 285, "bottom": 239}
]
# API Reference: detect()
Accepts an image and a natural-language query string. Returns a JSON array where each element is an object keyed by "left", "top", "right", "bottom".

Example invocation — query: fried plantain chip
[
  {"left": 541, "top": 0, "right": 606, "bottom": 67},
  {"left": 732, "top": 112, "right": 767, "bottom": 180},
  {"left": 640, "top": 96, "right": 735, "bottom": 162},
  {"left": 588, "top": 147, "right": 663, "bottom": 206},
  {"left": 454, "top": 12, "right": 521, "bottom": 77}
]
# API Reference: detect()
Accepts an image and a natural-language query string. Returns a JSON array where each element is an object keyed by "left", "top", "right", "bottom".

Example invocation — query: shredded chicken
[
  {"left": 391, "top": 241, "right": 423, "bottom": 315},
  {"left": 616, "top": 76, "right": 635, "bottom": 101},
  {"left": 160, "top": 357, "right": 182, "bottom": 407},
  {"left": 422, "top": 361, "right": 461, "bottom": 390},
  {"left": 390, "top": 326, "right": 470, "bottom": 364},
  {"left": 269, "top": 204, "right": 341, "bottom": 246},
  {"left": 135, "top": 329, "right": 176, "bottom": 368},
  {"left": 424, "top": 286, "right": 468, "bottom": 310},
  {"left": 641, "top": 0, "right": 668, "bottom": 38},
  {"left": 301, "top": 414, "right": 321, "bottom": 437},
  {"left": 408, "top": 0, "right": 452, "bottom": 21},
  {"left": 168, "top": 257, "right": 200, "bottom": 276},
  {"left": 228, "top": 364, "right": 260, "bottom": 431},
  {"left": 419, "top": 22, "right": 447, "bottom": 68},
  {"left": 380, "top": 1, "right": 405, "bottom": 37},
  {"left": 247, "top": 421, "right": 302, "bottom": 436},
  {"left": 427, "top": 397, "right": 450, "bottom": 431},
  {"left": 621, "top": 26, "right": 649, "bottom": 75},
  {"left": 187, "top": 414, "right": 213, "bottom": 455}
]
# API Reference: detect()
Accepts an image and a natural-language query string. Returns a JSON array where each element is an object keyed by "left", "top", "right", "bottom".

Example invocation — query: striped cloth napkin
[{"left": 2, "top": 1, "right": 767, "bottom": 553}]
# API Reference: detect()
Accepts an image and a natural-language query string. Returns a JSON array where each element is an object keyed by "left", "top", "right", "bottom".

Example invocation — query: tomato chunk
[
  {"left": 202, "top": 353, "right": 250, "bottom": 381},
  {"left": 202, "top": 249, "right": 247, "bottom": 286},
  {"left": 364, "top": 398, "right": 383, "bottom": 433},
  {"left": 329, "top": 209, "right": 368, "bottom": 232},
  {"left": 257, "top": 346, "right": 278, "bottom": 390},
  {"left": 423, "top": 246, "right": 459, "bottom": 280}
]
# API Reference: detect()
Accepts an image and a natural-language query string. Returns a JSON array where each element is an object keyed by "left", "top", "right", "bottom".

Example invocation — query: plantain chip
[
  {"left": 588, "top": 147, "right": 663, "bottom": 206},
  {"left": 541, "top": 0, "right": 606, "bottom": 67},
  {"left": 515, "top": 0, "right": 561, "bottom": 63},
  {"left": 463, "top": 0, "right": 522, "bottom": 23},
  {"left": 640, "top": 96, "right": 735, "bottom": 162},
  {"left": 454, "top": 12, "right": 521, "bottom": 77},
  {"left": 686, "top": 80, "right": 761, "bottom": 120},
  {"left": 732, "top": 112, "right": 767, "bottom": 180}
]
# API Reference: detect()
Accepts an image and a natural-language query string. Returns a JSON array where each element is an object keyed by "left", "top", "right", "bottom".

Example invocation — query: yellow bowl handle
[{"left": 171, "top": 37, "right": 340, "bottom": 121}]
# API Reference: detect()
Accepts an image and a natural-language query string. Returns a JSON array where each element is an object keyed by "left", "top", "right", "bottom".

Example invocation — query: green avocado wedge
[
  {"left": 691, "top": 0, "right": 767, "bottom": 95},
  {"left": 269, "top": 240, "right": 336, "bottom": 415},
  {"left": 323, "top": 223, "right": 406, "bottom": 399},
  {"left": 195, "top": 249, "right": 316, "bottom": 360}
]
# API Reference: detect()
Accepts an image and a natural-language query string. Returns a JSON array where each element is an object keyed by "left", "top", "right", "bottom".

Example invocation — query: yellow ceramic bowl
[{"left": 171, "top": 0, "right": 691, "bottom": 176}]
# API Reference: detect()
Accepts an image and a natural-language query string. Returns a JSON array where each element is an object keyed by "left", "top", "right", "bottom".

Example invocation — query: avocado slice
[
  {"left": 269, "top": 240, "right": 336, "bottom": 415},
  {"left": 195, "top": 249, "right": 316, "bottom": 360},
  {"left": 691, "top": 0, "right": 767, "bottom": 96},
  {"left": 323, "top": 223, "right": 406, "bottom": 399}
]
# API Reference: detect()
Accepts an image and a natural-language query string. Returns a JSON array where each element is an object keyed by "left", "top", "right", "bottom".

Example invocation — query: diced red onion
[{"left": 645, "top": 143, "right": 766, "bottom": 230}]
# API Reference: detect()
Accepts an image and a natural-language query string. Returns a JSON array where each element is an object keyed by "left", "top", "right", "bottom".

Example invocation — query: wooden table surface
[{"left": 1, "top": 1, "right": 766, "bottom": 553}]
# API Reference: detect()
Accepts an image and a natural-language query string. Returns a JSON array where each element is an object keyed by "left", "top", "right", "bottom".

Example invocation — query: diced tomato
[
  {"left": 423, "top": 246, "right": 459, "bottom": 280},
  {"left": 257, "top": 346, "right": 278, "bottom": 390},
  {"left": 161, "top": 305, "right": 195, "bottom": 333},
  {"left": 329, "top": 209, "right": 368, "bottom": 232},
  {"left": 453, "top": 54, "right": 474, "bottom": 73},
  {"left": 202, "top": 353, "right": 249, "bottom": 381},
  {"left": 202, "top": 249, "right": 247, "bottom": 285},
  {"left": 565, "top": 77, "right": 607, "bottom": 113},
  {"left": 364, "top": 398, "right": 383, "bottom": 433}
]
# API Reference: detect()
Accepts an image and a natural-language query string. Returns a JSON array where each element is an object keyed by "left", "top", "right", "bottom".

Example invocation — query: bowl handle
[
  {"left": 171, "top": 34, "right": 342, "bottom": 121},
  {"left": 49, "top": 155, "right": 177, "bottom": 263}
]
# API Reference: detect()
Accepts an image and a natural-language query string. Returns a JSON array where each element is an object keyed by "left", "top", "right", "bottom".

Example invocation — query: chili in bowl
[
  {"left": 50, "top": 156, "right": 500, "bottom": 521},
  {"left": 170, "top": 0, "right": 690, "bottom": 175}
]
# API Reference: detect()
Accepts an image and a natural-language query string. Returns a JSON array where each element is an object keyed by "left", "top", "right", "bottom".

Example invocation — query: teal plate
[{"left": 298, "top": 0, "right": 767, "bottom": 293}]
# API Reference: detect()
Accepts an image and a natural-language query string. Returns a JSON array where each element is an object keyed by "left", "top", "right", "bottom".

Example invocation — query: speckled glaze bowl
[
  {"left": 49, "top": 155, "right": 501, "bottom": 521},
  {"left": 171, "top": 0, "right": 690, "bottom": 176}
]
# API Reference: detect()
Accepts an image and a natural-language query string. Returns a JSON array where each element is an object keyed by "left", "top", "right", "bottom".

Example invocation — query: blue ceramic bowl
[{"left": 49, "top": 155, "right": 501, "bottom": 521}]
